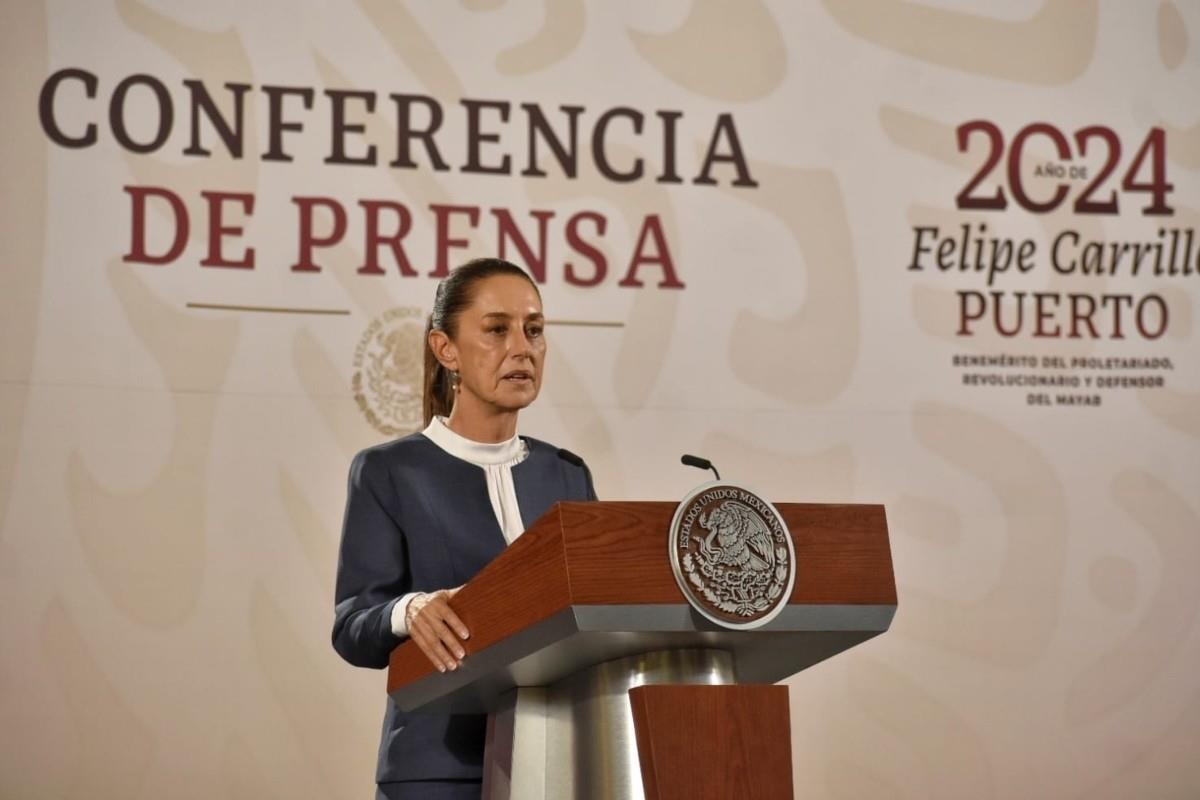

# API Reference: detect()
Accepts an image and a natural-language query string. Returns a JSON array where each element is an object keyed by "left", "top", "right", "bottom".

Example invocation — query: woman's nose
[{"left": 510, "top": 329, "right": 533, "bottom": 356}]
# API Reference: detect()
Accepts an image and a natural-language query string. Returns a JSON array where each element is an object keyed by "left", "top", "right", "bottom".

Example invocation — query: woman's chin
[{"left": 496, "top": 383, "right": 540, "bottom": 409}]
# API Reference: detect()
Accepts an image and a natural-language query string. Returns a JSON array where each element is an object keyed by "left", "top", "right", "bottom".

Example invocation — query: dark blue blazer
[{"left": 331, "top": 431, "right": 595, "bottom": 783}]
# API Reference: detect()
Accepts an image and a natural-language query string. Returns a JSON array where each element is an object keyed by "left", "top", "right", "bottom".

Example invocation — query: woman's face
[{"left": 434, "top": 274, "right": 546, "bottom": 415}]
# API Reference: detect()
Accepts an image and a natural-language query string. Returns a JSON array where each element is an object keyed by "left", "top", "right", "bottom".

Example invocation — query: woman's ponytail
[{"left": 421, "top": 315, "right": 454, "bottom": 426}]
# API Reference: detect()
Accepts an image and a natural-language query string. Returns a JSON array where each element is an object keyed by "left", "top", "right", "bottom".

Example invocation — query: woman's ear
[{"left": 428, "top": 329, "right": 458, "bottom": 372}]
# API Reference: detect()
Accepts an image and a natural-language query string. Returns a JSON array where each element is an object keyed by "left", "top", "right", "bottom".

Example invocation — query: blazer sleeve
[{"left": 331, "top": 448, "right": 409, "bottom": 669}]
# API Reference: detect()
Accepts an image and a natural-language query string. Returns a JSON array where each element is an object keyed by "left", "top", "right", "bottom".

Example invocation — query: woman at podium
[{"left": 331, "top": 258, "right": 596, "bottom": 800}]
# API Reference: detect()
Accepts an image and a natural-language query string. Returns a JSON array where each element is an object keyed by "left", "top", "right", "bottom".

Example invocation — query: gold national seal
[{"left": 352, "top": 307, "right": 425, "bottom": 436}]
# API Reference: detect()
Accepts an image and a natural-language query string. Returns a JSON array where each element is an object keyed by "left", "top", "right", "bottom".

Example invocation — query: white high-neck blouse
[
  {"left": 421, "top": 415, "right": 529, "bottom": 543},
  {"left": 389, "top": 416, "right": 530, "bottom": 637}
]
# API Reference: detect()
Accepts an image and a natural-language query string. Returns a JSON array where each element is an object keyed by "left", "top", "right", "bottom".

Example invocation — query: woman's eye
[
  {"left": 489, "top": 325, "right": 507, "bottom": 335},
  {"left": 526, "top": 326, "right": 544, "bottom": 338}
]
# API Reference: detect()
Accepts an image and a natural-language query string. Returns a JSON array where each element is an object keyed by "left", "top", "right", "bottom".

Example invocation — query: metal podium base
[{"left": 481, "top": 648, "right": 735, "bottom": 800}]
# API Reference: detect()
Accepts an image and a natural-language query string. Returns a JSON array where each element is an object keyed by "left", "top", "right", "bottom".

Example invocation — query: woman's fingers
[
  {"left": 427, "top": 590, "right": 470, "bottom": 644},
  {"left": 413, "top": 625, "right": 457, "bottom": 672},
  {"left": 411, "top": 592, "right": 470, "bottom": 672},
  {"left": 440, "top": 604, "right": 470, "bottom": 642},
  {"left": 413, "top": 618, "right": 460, "bottom": 671}
]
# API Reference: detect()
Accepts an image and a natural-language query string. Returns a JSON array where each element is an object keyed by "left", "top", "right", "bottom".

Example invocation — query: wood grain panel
[
  {"left": 387, "top": 506, "right": 573, "bottom": 692},
  {"left": 560, "top": 501, "right": 683, "bottom": 603},
  {"left": 785, "top": 503, "right": 896, "bottom": 604},
  {"left": 561, "top": 501, "right": 896, "bottom": 605},
  {"left": 630, "top": 684, "right": 793, "bottom": 800}
]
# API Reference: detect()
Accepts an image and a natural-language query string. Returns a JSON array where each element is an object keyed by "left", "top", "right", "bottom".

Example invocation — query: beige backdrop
[{"left": 3, "top": 1, "right": 1199, "bottom": 798}]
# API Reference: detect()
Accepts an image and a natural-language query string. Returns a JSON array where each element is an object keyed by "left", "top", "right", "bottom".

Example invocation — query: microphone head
[{"left": 680, "top": 454, "right": 713, "bottom": 471}]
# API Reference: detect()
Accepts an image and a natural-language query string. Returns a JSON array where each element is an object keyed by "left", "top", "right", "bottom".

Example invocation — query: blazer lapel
[
  {"left": 407, "top": 445, "right": 509, "bottom": 584},
  {"left": 512, "top": 444, "right": 561, "bottom": 531}
]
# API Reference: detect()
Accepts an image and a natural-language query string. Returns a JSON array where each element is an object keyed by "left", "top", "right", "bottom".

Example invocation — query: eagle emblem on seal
[{"left": 669, "top": 484, "right": 795, "bottom": 629}]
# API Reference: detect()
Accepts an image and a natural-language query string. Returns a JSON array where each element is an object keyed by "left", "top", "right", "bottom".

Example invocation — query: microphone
[
  {"left": 681, "top": 454, "right": 721, "bottom": 481},
  {"left": 556, "top": 448, "right": 584, "bottom": 467},
  {"left": 557, "top": 448, "right": 597, "bottom": 499}
]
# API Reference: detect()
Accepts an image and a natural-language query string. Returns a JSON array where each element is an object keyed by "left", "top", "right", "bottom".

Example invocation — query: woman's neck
[{"left": 445, "top": 399, "right": 519, "bottom": 443}]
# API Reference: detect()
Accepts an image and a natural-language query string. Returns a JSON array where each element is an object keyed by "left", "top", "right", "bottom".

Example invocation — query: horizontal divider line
[
  {"left": 187, "top": 302, "right": 351, "bottom": 315},
  {"left": 545, "top": 319, "right": 625, "bottom": 328},
  {"left": 186, "top": 303, "right": 624, "bottom": 327}
]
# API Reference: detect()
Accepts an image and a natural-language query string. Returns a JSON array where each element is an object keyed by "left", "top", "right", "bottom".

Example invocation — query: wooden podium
[{"left": 387, "top": 500, "right": 895, "bottom": 800}]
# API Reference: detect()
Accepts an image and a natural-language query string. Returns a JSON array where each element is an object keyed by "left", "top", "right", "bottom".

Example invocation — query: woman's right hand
[{"left": 405, "top": 587, "right": 470, "bottom": 673}]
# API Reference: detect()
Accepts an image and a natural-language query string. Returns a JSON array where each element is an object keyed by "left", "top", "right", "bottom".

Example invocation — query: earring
[{"left": 450, "top": 370, "right": 460, "bottom": 389}]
